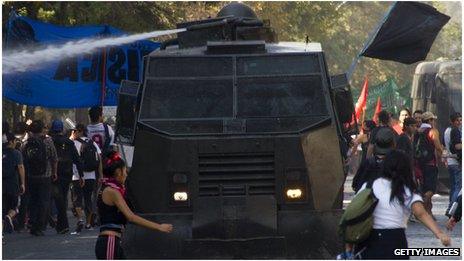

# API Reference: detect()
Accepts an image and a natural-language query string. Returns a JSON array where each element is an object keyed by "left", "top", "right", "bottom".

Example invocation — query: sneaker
[
  {"left": 85, "top": 224, "right": 93, "bottom": 230},
  {"left": 73, "top": 221, "right": 84, "bottom": 234},
  {"left": 57, "top": 228, "right": 70, "bottom": 234},
  {"left": 4, "top": 216, "right": 14, "bottom": 233}
]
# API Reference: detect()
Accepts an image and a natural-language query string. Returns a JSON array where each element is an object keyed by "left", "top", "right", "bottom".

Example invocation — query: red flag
[
  {"left": 352, "top": 77, "right": 369, "bottom": 124},
  {"left": 372, "top": 97, "right": 382, "bottom": 124}
]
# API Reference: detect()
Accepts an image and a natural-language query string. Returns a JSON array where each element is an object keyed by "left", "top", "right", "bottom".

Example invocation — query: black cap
[
  {"left": 403, "top": 117, "right": 417, "bottom": 127},
  {"left": 375, "top": 128, "right": 395, "bottom": 155}
]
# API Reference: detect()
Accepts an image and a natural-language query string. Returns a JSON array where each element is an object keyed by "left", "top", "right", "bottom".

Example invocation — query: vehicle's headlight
[
  {"left": 173, "top": 192, "right": 188, "bottom": 201},
  {"left": 286, "top": 189, "right": 302, "bottom": 199}
]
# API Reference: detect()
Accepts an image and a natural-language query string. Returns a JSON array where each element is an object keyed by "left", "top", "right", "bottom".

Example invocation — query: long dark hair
[
  {"left": 382, "top": 150, "right": 417, "bottom": 205},
  {"left": 103, "top": 151, "right": 126, "bottom": 178}
]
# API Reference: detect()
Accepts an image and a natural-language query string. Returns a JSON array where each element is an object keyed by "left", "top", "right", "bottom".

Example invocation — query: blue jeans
[{"left": 448, "top": 164, "right": 462, "bottom": 204}]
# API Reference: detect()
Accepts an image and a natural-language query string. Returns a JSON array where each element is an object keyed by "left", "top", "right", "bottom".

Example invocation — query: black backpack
[
  {"left": 53, "top": 136, "right": 74, "bottom": 175},
  {"left": 414, "top": 128, "right": 435, "bottom": 164},
  {"left": 77, "top": 138, "right": 99, "bottom": 172},
  {"left": 23, "top": 136, "right": 48, "bottom": 177}
]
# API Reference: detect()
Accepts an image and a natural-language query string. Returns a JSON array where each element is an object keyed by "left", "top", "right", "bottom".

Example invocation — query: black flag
[{"left": 360, "top": 2, "right": 450, "bottom": 64}]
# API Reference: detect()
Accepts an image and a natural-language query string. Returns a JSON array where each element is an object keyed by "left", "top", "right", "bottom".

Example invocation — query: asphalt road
[{"left": 2, "top": 174, "right": 462, "bottom": 259}]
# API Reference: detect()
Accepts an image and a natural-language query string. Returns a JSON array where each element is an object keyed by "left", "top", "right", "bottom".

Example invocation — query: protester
[
  {"left": 396, "top": 117, "right": 417, "bottom": 160},
  {"left": 3, "top": 121, "right": 10, "bottom": 143},
  {"left": 50, "top": 119, "right": 85, "bottom": 234},
  {"left": 87, "top": 106, "right": 116, "bottom": 155},
  {"left": 352, "top": 150, "right": 450, "bottom": 259},
  {"left": 366, "top": 110, "right": 397, "bottom": 158},
  {"left": 413, "top": 110, "right": 423, "bottom": 128},
  {"left": 444, "top": 112, "right": 462, "bottom": 211},
  {"left": 3, "top": 133, "right": 26, "bottom": 234},
  {"left": 13, "top": 122, "right": 28, "bottom": 149},
  {"left": 21, "top": 120, "right": 58, "bottom": 236},
  {"left": 71, "top": 124, "right": 102, "bottom": 233},
  {"left": 95, "top": 151, "right": 172, "bottom": 259},
  {"left": 414, "top": 111, "right": 443, "bottom": 218},
  {"left": 392, "top": 108, "right": 411, "bottom": 135},
  {"left": 13, "top": 122, "right": 29, "bottom": 232},
  {"left": 351, "top": 120, "right": 377, "bottom": 165},
  {"left": 352, "top": 128, "right": 395, "bottom": 193}
]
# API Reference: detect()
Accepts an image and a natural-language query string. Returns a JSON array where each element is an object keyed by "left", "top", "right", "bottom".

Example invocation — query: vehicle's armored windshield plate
[
  {"left": 149, "top": 57, "right": 233, "bottom": 77},
  {"left": 237, "top": 76, "right": 328, "bottom": 117},
  {"left": 141, "top": 79, "right": 233, "bottom": 119}
]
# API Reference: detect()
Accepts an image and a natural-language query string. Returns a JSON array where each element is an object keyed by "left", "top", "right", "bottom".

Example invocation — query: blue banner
[{"left": 3, "top": 12, "right": 160, "bottom": 108}]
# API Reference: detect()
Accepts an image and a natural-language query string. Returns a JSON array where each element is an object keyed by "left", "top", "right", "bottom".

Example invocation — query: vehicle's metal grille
[{"left": 198, "top": 153, "right": 275, "bottom": 197}]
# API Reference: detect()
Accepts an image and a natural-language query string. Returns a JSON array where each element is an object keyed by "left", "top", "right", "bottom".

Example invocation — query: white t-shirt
[
  {"left": 358, "top": 178, "right": 423, "bottom": 229},
  {"left": 86, "top": 123, "right": 115, "bottom": 152},
  {"left": 72, "top": 137, "right": 101, "bottom": 181},
  {"left": 444, "top": 127, "right": 459, "bottom": 165}
]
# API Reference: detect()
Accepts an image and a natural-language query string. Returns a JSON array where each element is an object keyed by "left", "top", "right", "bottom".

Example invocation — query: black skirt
[{"left": 355, "top": 228, "right": 408, "bottom": 260}]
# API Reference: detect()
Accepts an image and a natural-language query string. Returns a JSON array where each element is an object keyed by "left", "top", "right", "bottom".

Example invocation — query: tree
[{"left": 2, "top": 1, "right": 460, "bottom": 124}]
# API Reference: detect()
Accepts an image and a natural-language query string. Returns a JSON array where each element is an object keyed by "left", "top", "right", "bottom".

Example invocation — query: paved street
[
  {"left": 344, "top": 174, "right": 462, "bottom": 260},
  {"left": 2, "top": 175, "right": 462, "bottom": 259}
]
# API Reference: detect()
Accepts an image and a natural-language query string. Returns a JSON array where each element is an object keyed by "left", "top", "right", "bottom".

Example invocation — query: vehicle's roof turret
[{"left": 217, "top": 2, "right": 258, "bottom": 19}]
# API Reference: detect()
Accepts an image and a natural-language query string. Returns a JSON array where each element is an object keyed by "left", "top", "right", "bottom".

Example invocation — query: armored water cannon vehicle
[{"left": 115, "top": 3, "right": 355, "bottom": 258}]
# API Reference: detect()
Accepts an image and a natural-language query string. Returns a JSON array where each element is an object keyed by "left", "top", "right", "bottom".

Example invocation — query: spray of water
[{"left": 3, "top": 28, "right": 186, "bottom": 74}]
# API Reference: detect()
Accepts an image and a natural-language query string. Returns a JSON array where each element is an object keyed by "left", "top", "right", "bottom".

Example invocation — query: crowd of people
[
  {"left": 344, "top": 108, "right": 462, "bottom": 259},
  {"left": 2, "top": 106, "right": 116, "bottom": 237},
  {"left": 2, "top": 106, "right": 173, "bottom": 259}
]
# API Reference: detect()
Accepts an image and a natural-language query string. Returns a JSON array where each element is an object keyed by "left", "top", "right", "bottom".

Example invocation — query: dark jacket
[
  {"left": 51, "top": 134, "right": 84, "bottom": 181},
  {"left": 352, "top": 155, "right": 385, "bottom": 193}
]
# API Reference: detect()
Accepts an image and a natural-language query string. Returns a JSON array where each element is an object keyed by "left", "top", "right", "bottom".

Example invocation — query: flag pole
[{"left": 347, "top": 2, "right": 397, "bottom": 80}]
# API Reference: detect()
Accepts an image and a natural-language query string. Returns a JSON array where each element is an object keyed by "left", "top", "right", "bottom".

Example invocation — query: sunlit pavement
[{"left": 2, "top": 175, "right": 462, "bottom": 259}]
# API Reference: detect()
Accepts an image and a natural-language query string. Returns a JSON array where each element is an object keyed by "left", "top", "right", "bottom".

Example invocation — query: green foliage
[{"left": 1, "top": 1, "right": 461, "bottom": 123}]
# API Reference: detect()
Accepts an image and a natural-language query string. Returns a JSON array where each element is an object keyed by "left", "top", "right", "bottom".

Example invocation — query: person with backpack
[
  {"left": 414, "top": 111, "right": 444, "bottom": 217},
  {"left": 444, "top": 112, "right": 462, "bottom": 212},
  {"left": 3, "top": 133, "right": 26, "bottom": 234},
  {"left": 87, "top": 106, "right": 116, "bottom": 155},
  {"left": 71, "top": 124, "right": 103, "bottom": 234},
  {"left": 49, "top": 119, "right": 85, "bottom": 234},
  {"left": 352, "top": 128, "right": 395, "bottom": 193},
  {"left": 21, "top": 120, "right": 58, "bottom": 236},
  {"left": 366, "top": 110, "right": 398, "bottom": 159},
  {"left": 342, "top": 150, "right": 450, "bottom": 259}
]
